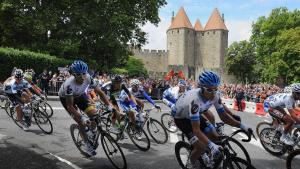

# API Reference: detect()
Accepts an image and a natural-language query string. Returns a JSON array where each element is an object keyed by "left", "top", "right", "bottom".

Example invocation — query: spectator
[
  {"left": 39, "top": 69, "right": 51, "bottom": 95},
  {"left": 235, "top": 86, "right": 245, "bottom": 111}
]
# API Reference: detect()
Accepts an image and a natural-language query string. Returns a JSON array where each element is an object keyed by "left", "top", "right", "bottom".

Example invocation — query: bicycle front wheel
[
  {"left": 286, "top": 149, "right": 300, "bottom": 169},
  {"left": 256, "top": 121, "right": 272, "bottom": 136},
  {"left": 101, "top": 132, "right": 127, "bottom": 169},
  {"left": 39, "top": 102, "right": 54, "bottom": 118},
  {"left": 259, "top": 127, "right": 286, "bottom": 156},
  {"left": 33, "top": 109, "right": 53, "bottom": 134},
  {"left": 147, "top": 118, "right": 168, "bottom": 144},
  {"left": 175, "top": 141, "right": 191, "bottom": 169},
  {"left": 223, "top": 157, "right": 256, "bottom": 169},
  {"left": 127, "top": 125, "right": 150, "bottom": 151}
]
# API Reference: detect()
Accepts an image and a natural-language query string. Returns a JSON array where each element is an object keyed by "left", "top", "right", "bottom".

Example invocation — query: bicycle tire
[
  {"left": 223, "top": 156, "right": 256, "bottom": 169},
  {"left": 33, "top": 109, "right": 53, "bottom": 134},
  {"left": 127, "top": 125, "right": 150, "bottom": 151},
  {"left": 161, "top": 113, "right": 178, "bottom": 133},
  {"left": 70, "top": 124, "right": 91, "bottom": 157},
  {"left": 286, "top": 149, "right": 300, "bottom": 169},
  {"left": 101, "top": 132, "right": 127, "bottom": 169},
  {"left": 256, "top": 121, "right": 272, "bottom": 136},
  {"left": 5, "top": 101, "right": 12, "bottom": 117},
  {"left": 219, "top": 136, "right": 252, "bottom": 164},
  {"left": 10, "top": 107, "right": 25, "bottom": 129},
  {"left": 259, "top": 127, "right": 286, "bottom": 156},
  {"left": 175, "top": 141, "right": 191, "bottom": 169},
  {"left": 292, "top": 127, "right": 300, "bottom": 148},
  {"left": 147, "top": 118, "right": 168, "bottom": 144},
  {"left": 39, "top": 102, "right": 54, "bottom": 118}
]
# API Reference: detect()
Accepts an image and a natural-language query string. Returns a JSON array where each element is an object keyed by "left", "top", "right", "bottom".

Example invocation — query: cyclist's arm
[
  {"left": 215, "top": 99, "right": 241, "bottom": 127},
  {"left": 141, "top": 90, "right": 155, "bottom": 105},
  {"left": 162, "top": 89, "right": 176, "bottom": 108},
  {"left": 122, "top": 84, "right": 138, "bottom": 105},
  {"left": 94, "top": 86, "right": 113, "bottom": 107}
]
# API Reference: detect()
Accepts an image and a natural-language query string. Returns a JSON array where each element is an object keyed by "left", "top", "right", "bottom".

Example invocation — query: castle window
[
  {"left": 170, "top": 42, "right": 172, "bottom": 46},
  {"left": 188, "top": 30, "right": 190, "bottom": 33},
  {"left": 177, "top": 30, "right": 179, "bottom": 33},
  {"left": 213, "top": 31, "right": 215, "bottom": 34},
  {"left": 202, "top": 33, "right": 204, "bottom": 36},
  {"left": 172, "top": 30, "right": 173, "bottom": 34},
  {"left": 207, "top": 32, "right": 209, "bottom": 35}
]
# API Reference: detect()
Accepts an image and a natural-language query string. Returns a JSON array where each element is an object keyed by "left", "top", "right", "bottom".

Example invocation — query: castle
[{"left": 133, "top": 7, "right": 234, "bottom": 82}]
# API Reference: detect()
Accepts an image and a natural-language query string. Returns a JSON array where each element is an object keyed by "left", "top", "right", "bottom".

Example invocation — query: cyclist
[
  {"left": 58, "top": 60, "right": 115, "bottom": 157},
  {"left": 264, "top": 83, "right": 300, "bottom": 145},
  {"left": 174, "top": 71, "right": 251, "bottom": 169},
  {"left": 4, "top": 69, "right": 43, "bottom": 130},
  {"left": 128, "top": 79, "right": 160, "bottom": 110}
]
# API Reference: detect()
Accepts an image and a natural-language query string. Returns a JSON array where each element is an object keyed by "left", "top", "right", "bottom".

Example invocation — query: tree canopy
[
  {"left": 0, "top": 0, "right": 167, "bottom": 70},
  {"left": 225, "top": 7, "right": 300, "bottom": 85}
]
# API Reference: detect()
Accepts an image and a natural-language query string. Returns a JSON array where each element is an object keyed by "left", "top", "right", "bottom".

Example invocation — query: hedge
[{"left": 0, "top": 47, "right": 72, "bottom": 81}]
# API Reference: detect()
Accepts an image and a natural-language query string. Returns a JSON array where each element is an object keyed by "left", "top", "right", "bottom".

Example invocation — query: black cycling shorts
[
  {"left": 60, "top": 94, "right": 90, "bottom": 115},
  {"left": 174, "top": 116, "right": 215, "bottom": 140},
  {"left": 6, "top": 93, "right": 23, "bottom": 106}
]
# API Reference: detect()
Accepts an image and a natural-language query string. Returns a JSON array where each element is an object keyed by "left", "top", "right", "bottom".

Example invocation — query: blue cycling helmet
[
  {"left": 70, "top": 60, "right": 88, "bottom": 74},
  {"left": 178, "top": 80, "right": 187, "bottom": 86},
  {"left": 198, "top": 71, "right": 220, "bottom": 87}
]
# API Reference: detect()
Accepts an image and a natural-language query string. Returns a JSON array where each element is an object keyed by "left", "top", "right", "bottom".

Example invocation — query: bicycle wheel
[
  {"left": 0, "top": 95, "right": 7, "bottom": 109},
  {"left": 219, "top": 136, "right": 251, "bottom": 164},
  {"left": 10, "top": 107, "right": 26, "bottom": 129},
  {"left": 33, "top": 109, "right": 53, "bottom": 134},
  {"left": 101, "top": 132, "right": 127, "bottom": 169},
  {"left": 70, "top": 124, "right": 91, "bottom": 157},
  {"left": 175, "top": 141, "right": 191, "bottom": 169},
  {"left": 223, "top": 156, "right": 256, "bottom": 169},
  {"left": 161, "top": 113, "right": 178, "bottom": 133},
  {"left": 39, "top": 102, "right": 53, "bottom": 118},
  {"left": 147, "top": 118, "right": 168, "bottom": 144},
  {"left": 292, "top": 127, "right": 300, "bottom": 148},
  {"left": 4, "top": 101, "right": 12, "bottom": 117},
  {"left": 256, "top": 121, "right": 272, "bottom": 136},
  {"left": 259, "top": 127, "right": 286, "bottom": 156},
  {"left": 287, "top": 149, "right": 300, "bottom": 169},
  {"left": 127, "top": 125, "right": 150, "bottom": 151}
]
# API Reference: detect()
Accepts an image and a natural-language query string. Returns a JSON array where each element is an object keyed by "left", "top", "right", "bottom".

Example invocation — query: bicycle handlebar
[{"left": 230, "top": 129, "right": 256, "bottom": 142}]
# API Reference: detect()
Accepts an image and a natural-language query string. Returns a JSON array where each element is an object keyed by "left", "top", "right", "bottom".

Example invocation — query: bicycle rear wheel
[
  {"left": 147, "top": 118, "right": 168, "bottom": 144},
  {"left": 161, "top": 113, "right": 178, "bottom": 133},
  {"left": 256, "top": 121, "right": 272, "bottom": 136},
  {"left": 127, "top": 125, "right": 150, "bottom": 151},
  {"left": 39, "top": 102, "right": 54, "bottom": 118},
  {"left": 10, "top": 107, "right": 26, "bottom": 129},
  {"left": 101, "top": 132, "right": 127, "bottom": 169},
  {"left": 259, "top": 127, "right": 286, "bottom": 156},
  {"left": 223, "top": 157, "right": 256, "bottom": 169},
  {"left": 33, "top": 109, "right": 53, "bottom": 134},
  {"left": 286, "top": 149, "right": 300, "bottom": 169},
  {"left": 70, "top": 124, "right": 91, "bottom": 157}
]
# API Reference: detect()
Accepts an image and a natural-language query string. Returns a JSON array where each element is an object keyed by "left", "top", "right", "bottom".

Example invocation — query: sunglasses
[
  {"left": 203, "top": 87, "right": 218, "bottom": 94},
  {"left": 74, "top": 73, "right": 86, "bottom": 77}
]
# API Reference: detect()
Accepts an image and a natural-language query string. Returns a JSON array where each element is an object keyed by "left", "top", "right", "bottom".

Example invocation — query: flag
[{"left": 178, "top": 70, "right": 185, "bottom": 79}]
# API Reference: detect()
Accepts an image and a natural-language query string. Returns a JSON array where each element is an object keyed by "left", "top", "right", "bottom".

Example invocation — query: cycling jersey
[
  {"left": 128, "top": 86, "right": 156, "bottom": 105},
  {"left": 264, "top": 93, "right": 295, "bottom": 111},
  {"left": 4, "top": 79, "right": 32, "bottom": 94},
  {"left": 174, "top": 88, "right": 225, "bottom": 121},
  {"left": 58, "top": 74, "right": 97, "bottom": 98},
  {"left": 163, "top": 86, "right": 181, "bottom": 108}
]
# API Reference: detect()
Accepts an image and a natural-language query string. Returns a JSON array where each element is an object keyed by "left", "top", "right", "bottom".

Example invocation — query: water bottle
[
  {"left": 201, "top": 153, "right": 212, "bottom": 168},
  {"left": 85, "top": 126, "right": 95, "bottom": 141}
]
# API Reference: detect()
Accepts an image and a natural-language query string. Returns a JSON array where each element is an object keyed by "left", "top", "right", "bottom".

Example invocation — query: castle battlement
[{"left": 131, "top": 48, "right": 168, "bottom": 55}]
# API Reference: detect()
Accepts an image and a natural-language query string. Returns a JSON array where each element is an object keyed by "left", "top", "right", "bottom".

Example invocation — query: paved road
[{"left": 0, "top": 100, "right": 299, "bottom": 169}]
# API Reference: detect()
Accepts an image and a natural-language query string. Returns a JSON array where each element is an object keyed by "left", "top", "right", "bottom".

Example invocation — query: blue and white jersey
[
  {"left": 264, "top": 93, "right": 295, "bottom": 111},
  {"left": 174, "top": 88, "right": 225, "bottom": 121},
  {"left": 4, "top": 78, "right": 32, "bottom": 94},
  {"left": 162, "top": 86, "right": 181, "bottom": 108}
]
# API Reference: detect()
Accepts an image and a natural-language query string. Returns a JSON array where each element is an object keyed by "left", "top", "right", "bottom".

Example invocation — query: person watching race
[
  {"left": 263, "top": 83, "right": 300, "bottom": 145},
  {"left": 174, "top": 71, "right": 252, "bottom": 169},
  {"left": 58, "top": 60, "right": 115, "bottom": 157}
]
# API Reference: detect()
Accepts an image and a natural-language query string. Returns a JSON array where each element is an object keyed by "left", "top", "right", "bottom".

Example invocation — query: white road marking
[
  {"left": 0, "top": 133, "right": 6, "bottom": 140},
  {"left": 48, "top": 152, "right": 82, "bottom": 169},
  {"left": 47, "top": 107, "right": 64, "bottom": 110},
  {"left": 170, "top": 132, "right": 179, "bottom": 143}
]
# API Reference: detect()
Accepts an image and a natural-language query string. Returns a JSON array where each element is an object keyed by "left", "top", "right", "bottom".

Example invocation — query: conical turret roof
[
  {"left": 194, "top": 19, "right": 204, "bottom": 31},
  {"left": 169, "top": 7, "right": 193, "bottom": 30},
  {"left": 204, "top": 8, "right": 228, "bottom": 31}
]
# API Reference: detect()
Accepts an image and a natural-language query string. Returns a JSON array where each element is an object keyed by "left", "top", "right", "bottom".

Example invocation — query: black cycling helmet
[
  {"left": 14, "top": 69, "right": 24, "bottom": 78},
  {"left": 112, "top": 75, "right": 122, "bottom": 83}
]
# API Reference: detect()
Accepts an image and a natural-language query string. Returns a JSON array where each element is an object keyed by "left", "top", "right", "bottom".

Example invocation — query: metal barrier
[{"left": 47, "top": 81, "right": 64, "bottom": 96}]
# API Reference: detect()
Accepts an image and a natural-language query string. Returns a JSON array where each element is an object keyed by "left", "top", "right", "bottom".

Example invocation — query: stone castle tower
[
  {"left": 133, "top": 7, "right": 233, "bottom": 82},
  {"left": 167, "top": 7, "right": 228, "bottom": 79}
]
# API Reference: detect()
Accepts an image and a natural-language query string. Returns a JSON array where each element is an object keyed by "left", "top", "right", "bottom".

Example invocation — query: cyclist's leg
[
  {"left": 200, "top": 116, "right": 219, "bottom": 142},
  {"left": 135, "top": 98, "right": 144, "bottom": 110},
  {"left": 270, "top": 107, "right": 294, "bottom": 133},
  {"left": 175, "top": 118, "right": 207, "bottom": 165}
]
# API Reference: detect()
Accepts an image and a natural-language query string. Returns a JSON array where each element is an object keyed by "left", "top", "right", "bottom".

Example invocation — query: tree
[
  {"left": 0, "top": 0, "right": 167, "bottom": 69},
  {"left": 225, "top": 41, "right": 257, "bottom": 83},
  {"left": 250, "top": 7, "right": 300, "bottom": 84},
  {"left": 125, "top": 56, "right": 148, "bottom": 77}
]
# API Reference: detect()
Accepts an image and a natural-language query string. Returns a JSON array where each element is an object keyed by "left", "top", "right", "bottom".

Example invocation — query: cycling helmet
[
  {"left": 178, "top": 80, "right": 187, "bottom": 86},
  {"left": 292, "top": 83, "right": 300, "bottom": 93},
  {"left": 198, "top": 71, "right": 220, "bottom": 87},
  {"left": 24, "top": 72, "right": 32, "bottom": 81},
  {"left": 14, "top": 69, "right": 24, "bottom": 78},
  {"left": 70, "top": 60, "right": 88, "bottom": 74},
  {"left": 130, "top": 79, "right": 141, "bottom": 87},
  {"left": 112, "top": 75, "right": 122, "bottom": 83}
]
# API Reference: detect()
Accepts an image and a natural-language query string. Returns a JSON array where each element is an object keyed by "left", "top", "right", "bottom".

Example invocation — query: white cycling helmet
[
  {"left": 292, "top": 83, "right": 300, "bottom": 93},
  {"left": 130, "top": 79, "right": 141, "bottom": 87}
]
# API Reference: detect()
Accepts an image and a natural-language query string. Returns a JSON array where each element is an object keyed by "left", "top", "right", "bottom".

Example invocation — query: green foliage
[
  {"left": 0, "top": 0, "right": 167, "bottom": 69},
  {"left": 250, "top": 7, "right": 300, "bottom": 84},
  {"left": 125, "top": 56, "right": 148, "bottom": 77},
  {"left": 225, "top": 41, "right": 257, "bottom": 83},
  {"left": 110, "top": 68, "right": 128, "bottom": 74},
  {"left": 0, "top": 47, "right": 71, "bottom": 81}
]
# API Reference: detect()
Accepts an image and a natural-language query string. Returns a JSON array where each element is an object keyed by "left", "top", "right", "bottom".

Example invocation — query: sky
[{"left": 141, "top": 0, "right": 300, "bottom": 50}]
